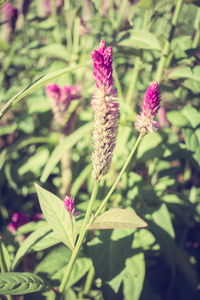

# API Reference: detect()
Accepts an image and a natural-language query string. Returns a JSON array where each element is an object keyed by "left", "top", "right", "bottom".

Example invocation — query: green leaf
[
  {"left": 116, "top": 29, "right": 161, "bottom": 51},
  {"left": 35, "top": 245, "right": 92, "bottom": 288},
  {"left": 123, "top": 252, "right": 145, "bottom": 300},
  {"left": 40, "top": 122, "right": 93, "bottom": 182},
  {"left": 12, "top": 223, "right": 53, "bottom": 270},
  {"left": 18, "top": 148, "right": 49, "bottom": 176},
  {"left": 137, "top": 132, "right": 163, "bottom": 160},
  {"left": 168, "top": 65, "right": 200, "bottom": 81},
  {"left": 0, "top": 241, "right": 11, "bottom": 272},
  {"left": 0, "top": 63, "right": 91, "bottom": 120},
  {"left": 167, "top": 111, "right": 190, "bottom": 127},
  {"left": 88, "top": 229, "right": 134, "bottom": 295},
  {"left": 181, "top": 105, "right": 200, "bottom": 165},
  {"left": 38, "top": 44, "right": 69, "bottom": 61},
  {"left": 0, "top": 272, "right": 53, "bottom": 295},
  {"left": 35, "top": 184, "right": 77, "bottom": 250},
  {"left": 146, "top": 204, "right": 176, "bottom": 271},
  {"left": 89, "top": 208, "right": 147, "bottom": 229},
  {"left": 30, "top": 231, "right": 60, "bottom": 252}
]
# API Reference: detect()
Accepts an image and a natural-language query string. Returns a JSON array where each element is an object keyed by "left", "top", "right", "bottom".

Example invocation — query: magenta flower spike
[
  {"left": 63, "top": 196, "right": 80, "bottom": 217},
  {"left": 91, "top": 41, "right": 119, "bottom": 180},
  {"left": 135, "top": 82, "right": 162, "bottom": 134}
]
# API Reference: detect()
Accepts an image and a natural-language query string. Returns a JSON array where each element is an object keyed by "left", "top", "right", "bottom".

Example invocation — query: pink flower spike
[
  {"left": 91, "top": 41, "right": 119, "bottom": 180},
  {"left": 63, "top": 196, "right": 80, "bottom": 217},
  {"left": 135, "top": 82, "right": 162, "bottom": 134}
]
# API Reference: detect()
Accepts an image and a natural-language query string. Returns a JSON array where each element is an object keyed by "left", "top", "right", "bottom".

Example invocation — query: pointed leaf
[
  {"left": 35, "top": 184, "right": 77, "bottom": 250},
  {"left": 0, "top": 63, "right": 91, "bottom": 120},
  {"left": 0, "top": 272, "right": 53, "bottom": 295},
  {"left": 123, "top": 252, "right": 145, "bottom": 300},
  {"left": 116, "top": 29, "right": 161, "bottom": 51},
  {"left": 89, "top": 208, "right": 148, "bottom": 229},
  {"left": 12, "top": 223, "right": 53, "bottom": 270}
]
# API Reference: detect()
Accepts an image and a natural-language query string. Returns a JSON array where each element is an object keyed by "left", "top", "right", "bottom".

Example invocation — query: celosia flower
[
  {"left": 135, "top": 82, "right": 162, "bottom": 134},
  {"left": 1, "top": 1, "right": 18, "bottom": 31},
  {"left": 63, "top": 196, "right": 80, "bottom": 217},
  {"left": 91, "top": 41, "right": 119, "bottom": 180},
  {"left": 45, "top": 84, "right": 81, "bottom": 126}
]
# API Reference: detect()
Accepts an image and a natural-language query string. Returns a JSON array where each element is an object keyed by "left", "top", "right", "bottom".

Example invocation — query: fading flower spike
[
  {"left": 91, "top": 41, "right": 119, "bottom": 180},
  {"left": 63, "top": 196, "right": 80, "bottom": 217},
  {"left": 135, "top": 82, "right": 162, "bottom": 134}
]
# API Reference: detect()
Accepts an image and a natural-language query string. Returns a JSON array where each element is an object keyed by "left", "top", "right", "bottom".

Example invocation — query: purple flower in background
[
  {"left": 63, "top": 196, "right": 80, "bottom": 217},
  {"left": 1, "top": 1, "right": 18, "bottom": 31},
  {"left": 45, "top": 84, "right": 81, "bottom": 126},
  {"left": 135, "top": 82, "right": 162, "bottom": 134},
  {"left": 44, "top": 0, "right": 64, "bottom": 14},
  {"left": 91, "top": 41, "right": 119, "bottom": 180},
  {"left": 8, "top": 212, "right": 30, "bottom": 235},
  {"left": 8, "top": 212, "right": 42, "bottom": 240},
  {"left": 158, "top": 106, "right": 169, "bottom": 128}
]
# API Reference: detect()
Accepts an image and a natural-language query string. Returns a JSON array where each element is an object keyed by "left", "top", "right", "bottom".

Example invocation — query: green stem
[
  {"left": 126, "top": 8, "right": 149, "bottom": 105},
  {"left": 50, "top": 0, "right": 61, "bottom": 43},
  {"left": 126, "top": 56, "right": 141, "bottom": 105},
  {"left": 56, "top": 180, "right": 100, "bottom": 300},
  {"left": 192, "top": 7, "right": 200, "bottom": 49},
  {"left": 93, "top": 133, "right": 144, "bottom": 220},
  {"left": 83, "top": 265, "right": 95, "bottom": 295},
  {"left": 154, "top": 0, "right": 184, "bottom": 83}
]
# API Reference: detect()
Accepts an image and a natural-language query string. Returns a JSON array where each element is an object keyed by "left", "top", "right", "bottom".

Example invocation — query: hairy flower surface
[
  {"left": 63, "top": 196, "right": 80, "bottom": 217},
  {"left": 45, "top": 84, "right": 81, "bottom": 125},
  {"left": 135, "top": 82, "right": 162, "bottom": 134},
  {"left": 91, "top": 41, "right": 119, "bottom": 180}
]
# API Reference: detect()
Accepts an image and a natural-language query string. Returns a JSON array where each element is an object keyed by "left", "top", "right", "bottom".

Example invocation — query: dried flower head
[
  {"left": 45, "top": 84, "right": 81, "bottom": 126},
  {"left": 91, "top": 41, "right": 119, "bottom": 180},
  {"left": 135, "top": 82, "right": 162, "bottom": 134},
  {"left": 63, "top": 196, "right": 80, "bottom": 217}
]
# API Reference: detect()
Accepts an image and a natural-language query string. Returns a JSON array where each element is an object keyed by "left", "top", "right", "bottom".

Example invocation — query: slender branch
[
  {"left": 56, "top": 180, "right": 100, "bottom": 300},
  {"left": 154, "top": 0, "right": 184, "bottom": 83},
  {"left": 93, "top": 132, "right": 144, "bottom": 220}
]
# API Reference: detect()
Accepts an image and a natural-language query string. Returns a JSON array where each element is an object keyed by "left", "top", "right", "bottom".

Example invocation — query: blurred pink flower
[
  {"left": 45, "top": 83, "right": 82, "bottom": 126},
  {"left": 79, "top": 17, "right": 91, "bottom": 36},
  {"left": 135, "top": 82, "right": 162, "bottom": 134},
  {"left": 8, "top": 212, "right": 30, "bottom": 235},
  {"left": 91, "top": 41, "right": 119, "bottom": 180},
  {"left": 44, "top": 0, "right": 64, "bottom": 14},
  {"left": 158, "top": 106, "right": 169, "bottom": 128},
  {"left": 8, "top": 212, "right": 42, "bottom": 238},
  {"left": 1, "top": 1, "right": 18, "bottom": 31}
]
